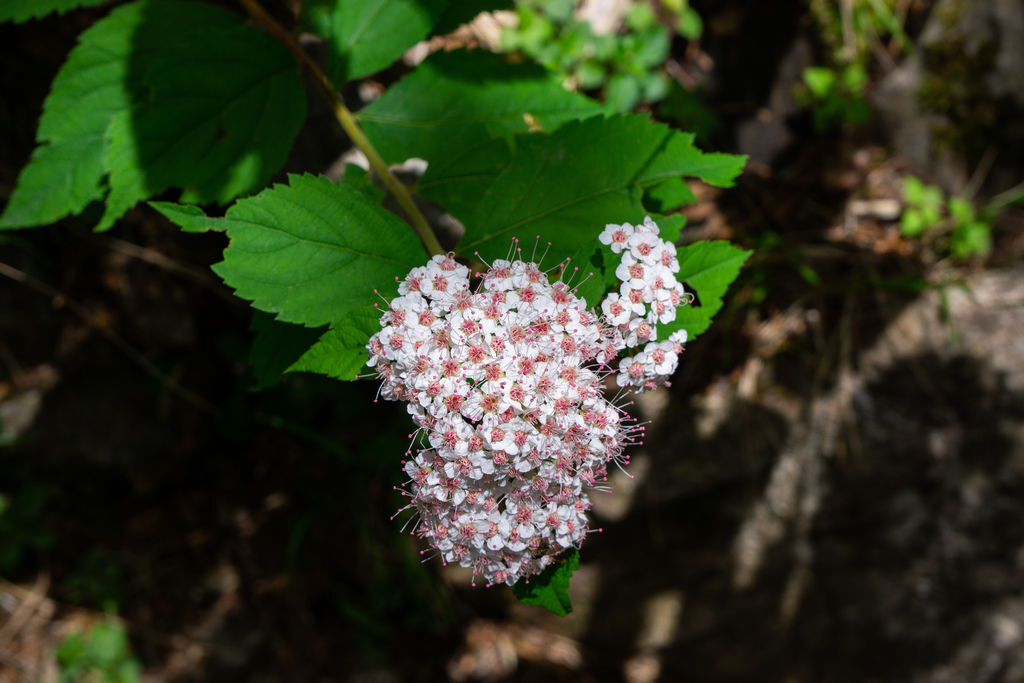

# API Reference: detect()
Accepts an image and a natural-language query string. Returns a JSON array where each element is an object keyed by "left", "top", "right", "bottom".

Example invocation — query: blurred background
[{"left": 1, "top": 0, "right": 1023, "bottom": 680}]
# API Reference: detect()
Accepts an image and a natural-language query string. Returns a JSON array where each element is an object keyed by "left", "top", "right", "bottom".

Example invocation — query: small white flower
[{"left": 598, "top": 222, "right": 634, "bottom": 254}]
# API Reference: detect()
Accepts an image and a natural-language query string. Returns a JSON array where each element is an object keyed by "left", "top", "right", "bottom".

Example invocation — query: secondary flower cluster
[
  {"left": 367, "top": 218, "right": 690, "bottom": 586},
  {"left": 599, "top": 217, "right": 690, "bottom": 392}
]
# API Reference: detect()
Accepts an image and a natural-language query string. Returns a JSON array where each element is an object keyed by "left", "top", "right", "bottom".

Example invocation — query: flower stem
[{"left": 237, "top": 0, "right": 444, "bottom": 257}]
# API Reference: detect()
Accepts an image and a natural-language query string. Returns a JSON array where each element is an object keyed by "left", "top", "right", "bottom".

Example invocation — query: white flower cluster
[
  {"left": 598, "top": 217, "right": 690, "bottom": 392},
  {"left": 367, "top": 253, "right": 634, "bottom": 586},
  {"left": 367, "top": 218, "right": 691, "bottom": 587}
]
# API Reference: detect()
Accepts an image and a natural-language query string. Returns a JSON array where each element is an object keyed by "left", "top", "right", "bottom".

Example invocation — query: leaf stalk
[{"left": 237, "top": 0, "right": 444, "bottom": 257}]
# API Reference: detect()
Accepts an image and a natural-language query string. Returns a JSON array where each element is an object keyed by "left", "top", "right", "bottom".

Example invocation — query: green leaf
[
  {"left": 420, "top": 115, "right": 745, "bottom": 265},
  {"left": 1, "top": 0, "right": 304, "bottom": 232},
  {"left": 565, "top": 244, "right": 607, "bottom": 308},
  {"left": 191, "top": 174, "right": 425, "bottom": 327},
  {"left": 339, "top": 164, "right": 387, "bottom": 202},
  {"left": 288, "top": 307, "right": 382, "bottom": 381},
  {"left": 842, "top": 64, "right": 868, "bottom": 93},
  {"left": 903, "top": 175, "right": 924, "bottom": 205},
  {"left": 625, "top": 2, "right": 657, "bottom": 31},
  {"left": 149, "top": 202, "right": 225, "bottom": 233},
  {"left": 0, "top": 135, "right": 107, "bottom": 229},
  {"left": 511, "top": 549, "right": 579, "bottom": 615},
  {"left": 643, "top": 177, "right": 697, "bottom": 213},
  {"left": 605, "top": 72, "right": 641, "bottom": 112},
  {"left": 654, "top": 213, "right": 687, "bottom": 242},
  {"left": 950, "top": 220, "right": 991, "bottom": 258},
  {"left": 900, "top": 209, "right": 926, "bottom": 236},
  {"left": 639, "top": 71, "right": 669, "bottom": 103},
  {"left": 87, "top": 622, "right": 129, "bottom": 666},
  {"left": 947, "top": 196, "right": 974, "bottom": 225},
  {"left": 575, "top": 60, "right": 606, "bottom": 90},
  {"left": 1, "top": 1, "right": 228, "bottom": 229},
  {"left": 657, "top": 241, "right": 750, "bottom": 341},
  {"left": 542, "top": 0, "right": 575, "bottom": 22},
  {"left": 633, "top": 28, "right": 671, "bottom": 69},
  {"left": 100, "top": 12, "right": 305, "bottom": 229},
  {"left": 0, "top": 0, "right": 105, "bottom": 23},
  {"left": 249, "top": 312, "right": 327, "bottom": 390},
  {"left": 920, "top": 184, "right": 944, "bottom": 212},
  {"left": 678, "top": 6, "right": 704, "bottom": 40},
  {"left": 359, "top": 49, "right": 603, "bottom": 165},
  {"left": 304, "top": 0, "right": 446, "bottom": 85},
  {"left": 802, "top": 67, "right": 836, "bottom": 99}
]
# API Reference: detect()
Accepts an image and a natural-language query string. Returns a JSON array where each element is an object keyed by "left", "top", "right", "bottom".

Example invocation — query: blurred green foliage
[
  {"left": 798, "top": 64, "right": 870, "bottom": 131},
  {"left": 57, "top": 619, "right": 141, "bottom": 683},
  {"left": 901, "top": 176, "right": 995, "bottom": 259},
  {"left": 499, "top": 0, "right": 703, "bottom": 113},
  {"left": 809, "top": 0, "right": 911, "bottom": 67},
  {"left": 800, "top": 0, "right": 910, "bottom": 131}
]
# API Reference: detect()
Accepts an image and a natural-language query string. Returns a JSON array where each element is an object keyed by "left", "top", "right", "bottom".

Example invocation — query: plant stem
[{"left": 237, "top": 0, "right": 444, "bottom": 257}]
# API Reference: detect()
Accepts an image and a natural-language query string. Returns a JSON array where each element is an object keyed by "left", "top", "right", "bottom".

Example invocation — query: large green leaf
[
  {"left": 419, "top": 114, "right": 745, "bottom": 264},
  {"left": 1, "top": 0, "right": 305, "bottom": 232},
  {"left": 511, "top": 549, "right": 579, "bottom": 616},
  {"left": 1, "top": 1, "right": 232, "bottom": 228},
  {"left": 658, "top": 241, "right": 751, "bottom": 341},
  {"left": 288, "top": 307, "right": 382, "bottom": 381},
  {"left": 160, "top": 174, "right": 425, "bottom": 327},
  {"left": 303, "top": 0, "right": 446, "bottom": 85},
  {"left": 359, "top": 49, "right": 603, "bottom": 165},
  {"left": 0, "top": 0, "right": 106, "bottom": 23},
  {"left": 99, "top": 12, "right": 305, "bottom": 230}
]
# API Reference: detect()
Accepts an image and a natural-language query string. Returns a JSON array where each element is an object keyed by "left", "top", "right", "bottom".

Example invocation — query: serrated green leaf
[
  {"left": 1, "top": 0, "right": 304, "bottom": 232},
  {"left": 654, "top": 213, "right": 686, "bottom": 242},
  {"left": 1, "top": 0, "right": 235, "bottom": 229},
  {"left": 100, "top": 15, "right": 305, "bottom": 229},
  {"left": 339, "top": 164, "right": 387, "bottom": 202},
  {"left": 196, "top": 174, "right": 425, "bottom": 327},
  {"left": 657, "top": 241, "right": 750, "bottom": 341},
  {"left": 0, "top": 0, "right": 105, "bottom": 23},
  {"left": 288, "top": 307, "right": 381, "bottom": 381},
  {"left": 643, "top": 177, "right": 697, "bottom": 213},
  {"left": 420, "top": 115, "right": 744, "bottom": 265},
  {"left": 304, "top": 0, "right": 446, "bottom": 85},
  {"left": 249, "top": 312, "right": 327, "bottom": 390},
  {"left": 359, "top": 49, "right": 603, "bottom": 165},
  {"left": 0, "top": 135, "right": 107, "bottom": 228},
  {"left": 511, "top": 549, "right": 579, "bottom": 615}
]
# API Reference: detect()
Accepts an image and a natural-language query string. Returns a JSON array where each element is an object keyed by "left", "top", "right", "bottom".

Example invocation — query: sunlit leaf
[{"left": 160, "top": 174, "right": 426, "bottom": 327}]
